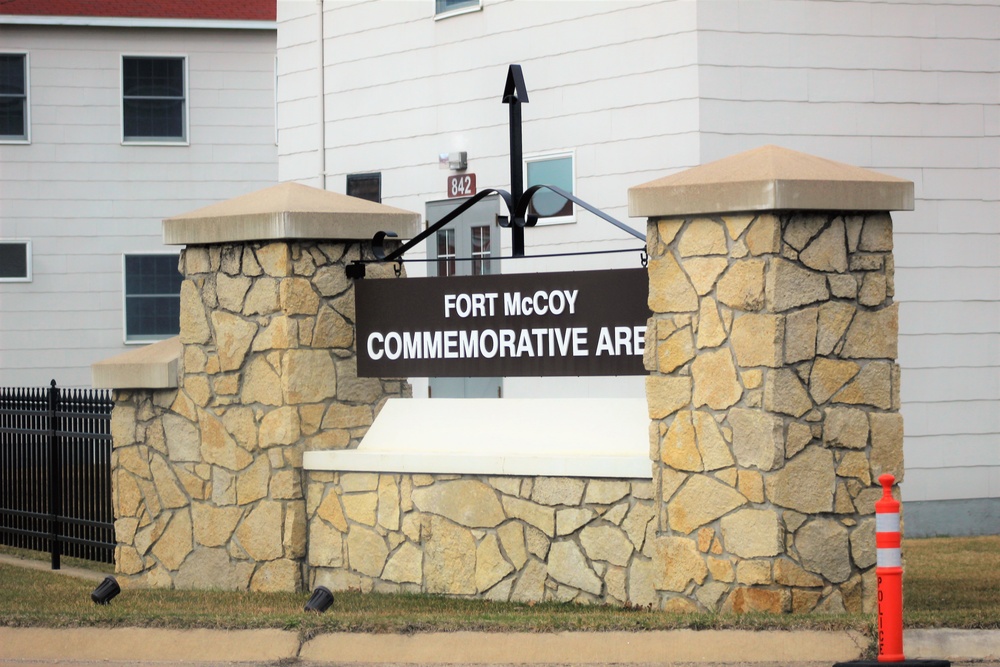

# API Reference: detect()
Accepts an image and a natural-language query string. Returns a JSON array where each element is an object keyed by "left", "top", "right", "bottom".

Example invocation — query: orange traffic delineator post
[
  {"left": 875, "top": 473, "right": 904, "bottom": 662},
  {"left": 833, "top": 475, "right": 949, "bottom": 667}
]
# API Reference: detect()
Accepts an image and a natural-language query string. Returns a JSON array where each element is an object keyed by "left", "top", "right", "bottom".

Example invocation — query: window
[
  {"left": 436, "top": 229, "right": 456, "bottom": 277},
  {"left": 122, "top": 56, "right": 187, "bottom": 143},
  {"left": 0, "top": 53, "right": 28, "bottom": 141},
  {"left": 471, "top": 225, "right": 492, "bottom": 276},
  {"left": 0, "top": 240, "right": 31, "bottom": 282},
  {"left": 123, "top": 254, "right": 182, "bottom": 342},
  {"left": 347, "top": 172, "right": 381, "bottom": 203},
  {"left": 525, "top": 152, "right": 575, "bottom": 225},
  {"left": 435, "top": 0, "right": 480, "bottom": 17}
]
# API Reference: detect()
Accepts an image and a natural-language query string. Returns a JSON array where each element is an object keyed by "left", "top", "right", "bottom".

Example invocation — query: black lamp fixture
[
  {"left": 91, "top": 576, "right": 120, "bottom": 605},
  {"left": 304, "top": 586, "right": 333, "bottom": 612}
]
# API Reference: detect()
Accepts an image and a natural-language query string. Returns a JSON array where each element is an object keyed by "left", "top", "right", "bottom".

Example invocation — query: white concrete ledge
[
  {"left": 304, "top": 398, "right": 652, "bottom": 479},
  {"left": 91, "top": 337, "right": 181, "bottom": 389}
]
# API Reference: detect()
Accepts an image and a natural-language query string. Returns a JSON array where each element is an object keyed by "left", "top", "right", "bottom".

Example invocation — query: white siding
[
  {"left": 0, "top": 25, "right": 277, "bottom": 387},
  {"left": 276, "top": 1, "right": 999, "bottom": 508}
]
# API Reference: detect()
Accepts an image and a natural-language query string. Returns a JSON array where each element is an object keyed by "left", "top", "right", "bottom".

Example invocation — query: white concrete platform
[{"left": 304, "top": 398, "right": 652, "bottom": 479}]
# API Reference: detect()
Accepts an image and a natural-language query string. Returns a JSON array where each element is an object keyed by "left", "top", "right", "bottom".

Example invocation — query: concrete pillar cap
[
  {"left": 628, "top": 145, "right": 914, "bottom": 219},
  {"left": 163, "top": 181, "right": 421, "bottom": 245}
]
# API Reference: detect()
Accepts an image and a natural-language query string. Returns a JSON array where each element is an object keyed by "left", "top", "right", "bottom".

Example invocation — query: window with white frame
[
  {"left": 0, "top": 240, "right": 31, "bottom": 282},
  {"left": 122, "top": 56, "right": 187, "bottom": 143},
  {"left": 524, "top": 152, "right": 575, "bottom": 225},
  {"left": 0, "top": 53, "right": 28, "bottom": 142},
  {"left": 435, "top": 0, "right": 480, "bottom": 17},
  {"left": 123, "top": 253, "right": 182, "bottom": 342}
]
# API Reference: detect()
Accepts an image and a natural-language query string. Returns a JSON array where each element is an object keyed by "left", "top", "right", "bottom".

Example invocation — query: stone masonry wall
[
  {"left": 306, "top": 472, "right": 663, "bottom": 605},
  {"left": 644, "top": 212, "right": 902, "bottom": 614},
  {"left": 111, "top": 241, "right": 409, "bottom": 591}
]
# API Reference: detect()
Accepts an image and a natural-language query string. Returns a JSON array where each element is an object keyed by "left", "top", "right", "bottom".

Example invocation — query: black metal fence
[{"left": 0, "top": 381, "right": 115, "bottom": 568}]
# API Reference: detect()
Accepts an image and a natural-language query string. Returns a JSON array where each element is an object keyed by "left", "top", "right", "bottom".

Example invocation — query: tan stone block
[
  {"left": 255, "top": 243, "right": 290, "bottom": 277},
  {"left": 841, "top": 304, "right": 898, "bottom": 359},
  {"left": 179, "top": 280, "right": 211, "bottom": 344},
  {"left": 308, "top": 515, "right": 344, "bottom": 567},
  {"left": 744, "top": 214, "right": 781, "bottom": 255},
  {"left": 683, "top": 257, "right": 729, "bottom": 296},
  {"left": 344, "top": 525, "right": 388, "bottom": 578},
  {"left": 809, "top": 357, "right": 860, "bottom": 404},
  {"left": 657, "top": 219, "right": 684, "bottom": 246},
  {"left": 580, "top": 524, "right": 634, "bottom": 567},
  {"left": 184, "top": 375, "right": 211, "bottom": 408},
  {"left": 271, "top": 469, "right": 301, "bottom": 500},
  {"left": 783, "top": 214, "right": 827, "bottom": 250},
  {"left": 734, "top": 559, "right": 771, "bottom": 585},
  {"left": 621, "top": 503, "right": 655, "bottom": 551},
  {"left": 850, "top": 517, "right": 876, "bottom": 570},
  {"left": 241, "top": 356, "right": 283, "bottom": 407},
  {"left": 829, "top": 274, "right": 858, "bottom": 299},
  {"left": 832, "top": 361, "right": 892, "bottom": 409},
  {"left": 646, "top": 375, "right": 691, "bottom": 419},
  {"left": 317, "top": 489, "right": 349, "bottom": 532},
  {"left": 764, "top": 369, "right": 813, "bottom": 418},
  {"left": 342, "top": 492, "right": 378, "bottom": 526},
  {"left": 234, "top": 500, "right": 283, "bottom": 561},
  {"left": 720, "top": 509, "right": 783, "bottom": 558},
  {"left": 251, "top": 316, "right": 298, "bottom": 352},
  {"left": 667, "top": 475, "right": 747, "bottom": 534},
  {"left": 584, "top": 479, "right": 631, "bottom": 505},
  {"left": 151, "top": 508, "right": 192, "bottom": 571},
  {"left": 696, "top": 297, "right": 727, "bottom": 350},
  {"left": 693, "top": 411, "right": 734, "bottom": 471},
  {"left": 235, "top": 456, "right": 269, "bottom": 505},
  {"left": 297, "top": 403, "right": 325, "bottom": 436},
  {"left": 692, "top": 348, "right": 742, "bottom": 410},
  {"left": 859, "top": 213, "right": 893, "bottom": 251},
  {"left": 249, "top": 558, "right": 299, "bottom": 592},
  {"left": 784, "top": 307, "right": 818, "bottom": 364},
  {"left": 648, "top": 254, "right": 699, "bottom": 313},
  {"left": 716, "top": 259, "right": 766, "bottom": 312},
  {"left": 183, "top": 347, "right": 207, "bottom": 375},
  {"left": 870, "top": 412, "right": 904, "bottom": 480},
  {"left": 191, "top": 502, "right": 242, "bottom": 548},
  {"left": 216, "top": 274, "right": 251, "bottom": 313},
  {"left": 661, "top": 411, "right": 702, "bottom": 471},
  {"left": 472, "top": 533, "right": 512, "bottom": 592},
  {"left": 116, "top": 545, "right": 145, "bottom": 575},
  {"left": 212, "top": 467, "right": 236, "bottom": 506},
  {"left": 211, "top": 311, "right": 257, "bottom": 372},
  {"left": 737, "top": 469, "right": 764, "bottom": 503},
  {"left": 657, "top": 326, "right": 695, "bottom": 373},
  {"left": 532, "top": 477, "right": 586, "bottom": 506},
  {"left": 799, "top": 218, "right": 848, "bottom": 273},
  {"left": 149, "top": 454, "right": 187, "bottom": 509},
  {"left": 412, "top": 480, "right": 505, "bottom": 528},
  {"left": 796, "top": 517, "right": 851, "bottom": 583},
  {"left": 312, "top": 305, "right": 354, "bottom": 349},
  {"left": 724, "top": 586, "right": 790, "bottom": 614},
  {"left": 281, "top": 350, "right": 337, "bottom": 404},
  {"left": 244, "top": 278, "right": 279, "bottom": 316},
  {"left": 836, "top": 451, "right": 872, "bottom": 487},
  {"left": 724, "top": 214, "right": 756, "bottom": 240},
  {"left": 774, "top": 558, "right": 824, "bottom": 588},
  {"left": 380, "top": 541, "right": 421, "bottom": 585},
  {"left": 728, "top": 408, "right": 784, "bottom": 471},
  {"left": 824, "top": 407, "right": 870, "bottom": 449},
  {"left": 678, "top": 219, "right": 727, "bottom": 257},
  {"left": 765, "top": 446, "right": 835, "bottom": 513},
  {"left": 502, "top": 495, "right": 555, "bottom": 536},
  {"left": 858, "top": 272, "right": 887, "bottom": 307},
  {"left": 200, "top": 410, "right": 253, "bottom": 471},
  {"left": 183, "top": 247, "right": 211, "bottom": 274},
  {"left": 259, "top": 405, "right": 301, "bottom": 448},
  {"left": 785, "top": 421, "right": 813, "bottom": 459},
  {"left": 306, "top": 430, "right": 351, "bottom": 450},
  {"left": 730, "top": 313, "right": 783, "bottom": 368},
  {"left": 425, "top": 515, "right": 476, "bottom": 594},
  {"left": 766, "top": 258, "right": 829, "bottom": 312},
  {"left": 652, "top": 536, "right": 708, "bottom": 592},
  {"left": 661, "top": 467, "right": 687, "bottom": 503},
  {"left": 697, "top": 527, "right": 714, "bottom": 552},
  {"left": 335, "top": 358, "right": 383, "bottom": 404},
  {"left": 741, "top": 369, "right": 763, "bottom": 389},
  {"left": 377, "top": 475, "right": 400, "bottom": 531},
  {"left": 342, "top": 473, "right": 380, "bottom": 492},
  {"left": 817, "top": 301, "right": 856, "bottom": 356}
]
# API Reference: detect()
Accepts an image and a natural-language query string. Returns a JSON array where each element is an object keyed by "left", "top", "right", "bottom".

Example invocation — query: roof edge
[{"left": 0, "top": 15, "right": 276, "bottom": 30}]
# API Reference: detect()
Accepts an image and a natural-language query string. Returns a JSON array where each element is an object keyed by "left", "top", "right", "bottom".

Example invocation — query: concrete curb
[{"left": 906, "top": 629, "right": 1000, "bottom": 661}]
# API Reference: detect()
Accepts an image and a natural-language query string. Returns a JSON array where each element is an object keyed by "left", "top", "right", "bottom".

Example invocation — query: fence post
[{"left": 48, "top": 379, "right": 62, "bottom": 570}]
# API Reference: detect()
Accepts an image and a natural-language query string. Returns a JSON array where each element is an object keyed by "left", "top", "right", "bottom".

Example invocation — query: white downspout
[{"left": 317, "top": 0, "right": 326, "bottom": 190}]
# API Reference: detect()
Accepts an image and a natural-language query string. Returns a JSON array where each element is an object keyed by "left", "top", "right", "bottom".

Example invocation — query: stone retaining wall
[{"left": 306, "top": 472, "right": 660, "bottom": 605}]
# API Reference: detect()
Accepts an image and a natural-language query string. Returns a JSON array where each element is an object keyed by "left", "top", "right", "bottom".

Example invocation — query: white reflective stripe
[
  {"left": 876, "top": 513, "right": 900, "bottom": 533},
  {"left": 877, "top": 547, "right": 902, "bottom": 568}
]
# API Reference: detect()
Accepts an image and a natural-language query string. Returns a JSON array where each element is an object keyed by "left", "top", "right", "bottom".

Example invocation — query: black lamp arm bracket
[{"left": 516, "top": 184, "right": 646, "bottom": 243}]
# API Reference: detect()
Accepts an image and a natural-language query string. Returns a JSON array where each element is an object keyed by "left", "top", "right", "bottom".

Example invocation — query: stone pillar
[
  {"left": 97, "top": 183, "right": 419, "bottom": 591},
  {"left": 629, "top": 145, "right": 913, "bottom": 613}
]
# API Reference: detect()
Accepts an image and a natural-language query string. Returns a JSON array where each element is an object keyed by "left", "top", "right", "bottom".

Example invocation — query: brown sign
[
  {"left": 355, "top": 268, "right": 649, "bottom": 377},
  {"left": 447, "top": 173, "right": 476, "bottom": 198}
]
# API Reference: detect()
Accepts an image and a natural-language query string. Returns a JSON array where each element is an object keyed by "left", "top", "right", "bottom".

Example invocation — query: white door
[{"left": 426, "top": 195, "right": 502, "bottom": 398}]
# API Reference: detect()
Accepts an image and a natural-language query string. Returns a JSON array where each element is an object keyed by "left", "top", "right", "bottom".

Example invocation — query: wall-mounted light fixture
[
  {"left": 447, "top": 151, "right": 468, "bottom": 171},
  {"left": 91, "top": 576, "right": 120, "bottom": 605},
  {"left": 304, "top": 586, "right": 334, "bottom": 612}
]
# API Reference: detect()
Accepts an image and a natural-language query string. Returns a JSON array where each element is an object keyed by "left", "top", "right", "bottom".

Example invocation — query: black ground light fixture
[
  {"left": 91, "top": 576, "right": 120, "bottom": 605},
  {"left": 304, "top": 586, "right": 334, "bottom": 612}
]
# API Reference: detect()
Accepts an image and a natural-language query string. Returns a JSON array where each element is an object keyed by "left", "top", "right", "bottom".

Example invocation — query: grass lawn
[{"left": 0, "top": 536, "right": 996, "bottom": 634}]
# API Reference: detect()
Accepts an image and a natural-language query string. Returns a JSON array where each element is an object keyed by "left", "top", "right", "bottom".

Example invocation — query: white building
[
  {"left": 276, "top": 0, "right": 999, "bottom": 536},
  {"left": 0, "top": 0, "right": 278, "bottom": 387}
]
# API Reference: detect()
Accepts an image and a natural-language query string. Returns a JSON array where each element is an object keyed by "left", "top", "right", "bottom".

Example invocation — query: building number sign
[{"left": 447, "top": 173, "right": 476, "bottom": 198}]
